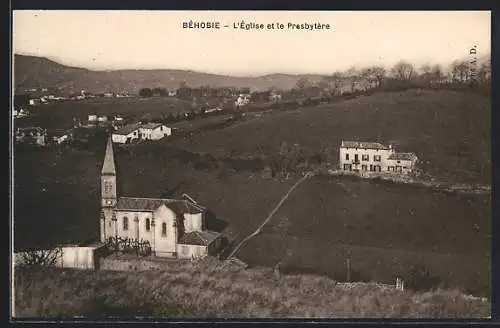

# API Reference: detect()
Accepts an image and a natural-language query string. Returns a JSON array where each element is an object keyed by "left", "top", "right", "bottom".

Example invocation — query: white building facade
[
  {"left": 139, "top": 123, "right": 172, "bottom": 141},
  {"left": 339, "top": 141, "right": 418, "bottom": 174},
  {"left": 112, "top": 124, "right": 140, "bottom": 144}
]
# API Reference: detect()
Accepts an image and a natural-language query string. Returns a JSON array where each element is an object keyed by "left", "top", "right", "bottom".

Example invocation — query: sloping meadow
[
  {"left": 171, "top": 90, "right": 491, "bottom": 184},
  {"left": 14, "top": 262, "right": 490, "bottom": 318}
]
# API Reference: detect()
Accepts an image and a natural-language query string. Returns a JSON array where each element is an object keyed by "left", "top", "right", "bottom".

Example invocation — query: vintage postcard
[{"left": 11, "top": 10, "right": 492, "bottom": 319}]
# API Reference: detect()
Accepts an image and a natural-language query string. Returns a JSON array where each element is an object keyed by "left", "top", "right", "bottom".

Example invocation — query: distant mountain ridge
[{"left": 14, "top": 54, "right": 327, "bottom": 94}]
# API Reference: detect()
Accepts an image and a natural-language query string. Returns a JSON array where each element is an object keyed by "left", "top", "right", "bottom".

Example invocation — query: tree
[
  {"left": 359, "top": 67, "right": 378, "bottom": 91},
  {"left": 295, "top": 77, "right": 311, "bottom": 90},
  {"left": 324, "top": 71, "right": 344, "bottom": 91},
  {"left": 419, "top": 64, "right": 432, "bottom": 75},
  {"left": 450, "top": 60, "right": 471, "bottom": 83},
  {"left": 392, "top": 61, "right": 415, "bottom": 81},
  {"left": 177, "top": 81, "right": 191, "bottom": 100},
  {"left": 139, "top": 88, "right": 153, "bottom": 98},
  {"left": 18, "top": 248, "right": 62, "bottom": 267},
  {"left": 371, "top": 66, "right": 387, "bottom": 87},
  {"left": 478, "top": 59, "right": 491, "bottom": 85},
  {"left": 152, "top": 87, "right": 168, "bottom": 97},
  {"left": 430, "top": 64, "right": 444, "bottom": 83},
  {"left": 345, "top": 66, "right": 357, "bottom": 77}
]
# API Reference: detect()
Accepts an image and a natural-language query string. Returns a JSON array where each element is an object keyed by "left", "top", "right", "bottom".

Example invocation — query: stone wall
[{"left": 99, "top": 254, "right": 189, "bottom": 272}]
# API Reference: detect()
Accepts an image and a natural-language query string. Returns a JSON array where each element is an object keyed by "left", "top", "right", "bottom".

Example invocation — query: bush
[{"left": 407, "top": 264, "right": 442, "bottom": 292}]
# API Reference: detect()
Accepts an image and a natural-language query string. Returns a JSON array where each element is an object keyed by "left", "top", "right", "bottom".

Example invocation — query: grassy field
[
  {"left": 170, "top": 90, "right": 491, "bottom": 184},
  {"left": 15, "top": 97, "right": 194, "bottom": 130},
  {"left": 13, "top": 89, "right": 491, "bottom": 297},
  {"left": 13, "top": 263, "right": 490, "bottom": 318}
]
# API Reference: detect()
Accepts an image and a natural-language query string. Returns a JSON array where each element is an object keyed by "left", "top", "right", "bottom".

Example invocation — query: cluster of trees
[
  {"left": 139, "top": 82, "right": 252, "bottom": 101},
  {"left": 138, "top": 87, "right": 171, "bottom": 98},
  {"left": 17, "top": 248, "right": 62, "bottom": 267},
  {"left": 291, "top": 54, "right": 491, "bottom": 95},
  {"left": 177, "top": 82, "right": 251, "bottom": 101},
  {"left": 261, "top": 142, "right": 329, "bottom": 179}
]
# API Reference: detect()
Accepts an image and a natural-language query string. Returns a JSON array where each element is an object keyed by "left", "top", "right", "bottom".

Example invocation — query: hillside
[
  {"left": 170, "top": 89, "right": 491, "bottom": 184},
  {"left": 14, "top": 263, "right": 490, "bottom": 318},
  {"left": 13, "top": 54, "right": 325, "bottom": 93}
]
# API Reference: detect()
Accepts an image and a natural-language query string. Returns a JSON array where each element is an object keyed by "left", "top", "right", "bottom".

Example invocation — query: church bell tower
[{"left": 100, "top": 135, "right": 117, "bottom": 242}]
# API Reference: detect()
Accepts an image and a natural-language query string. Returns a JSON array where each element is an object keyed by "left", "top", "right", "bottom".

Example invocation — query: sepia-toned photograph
[{"left": 11, "top": 10, "right": 491, "bottom": 319}]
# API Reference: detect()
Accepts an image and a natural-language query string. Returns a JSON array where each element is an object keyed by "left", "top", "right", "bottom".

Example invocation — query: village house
[
  {"left": 112, "top": 122, "right": 172, "bottom": 143},
  {"left": 50, "top": 129, "right": 73, "bottom": 145},
  {"left": 139, "top": 123, "right": 172, "bottom": 140},
  {"left": 269, "top": 91, "right": 282, "bottom": 102},
  {"left": 112, "top": 124, "right": 140, "bottom": 144},
  {"left": 100, "top": 137, "right": 222, "bottom": 259},
  {"left": 15, "top": 127, "right": 47, "bottom": 147},
  {"left": 13, "top": 108, "right": 31, "bottom": 119},
  {"left": 235, "top": 94, "right": 251, "bottom": 107},
  {"left": 339, "top": 141, "right": 418, "bottom": 174}
]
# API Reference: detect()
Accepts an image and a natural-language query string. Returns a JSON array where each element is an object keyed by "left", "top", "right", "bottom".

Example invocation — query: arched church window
[
  {"left": 162, "top": 222, "right": 167, "bottom": 236},
  {"left": 123, "top": 217, "right": 129, "bottom": 230},
  {"left": 146, "top": 218, "right": 151, "bottom": 231}
]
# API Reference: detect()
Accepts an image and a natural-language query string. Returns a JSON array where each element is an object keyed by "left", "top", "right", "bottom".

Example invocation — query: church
[{"left": 99, "top": 136, "right": 222, "bottom": 259}]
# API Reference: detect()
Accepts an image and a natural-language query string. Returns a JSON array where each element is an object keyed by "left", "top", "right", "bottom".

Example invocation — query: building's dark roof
[
  {"left": 140, "top": 123, "right": 163, "bottom": 130},
  {"left": 115, "top": 197, "right": 205, "bottom": 214},
  {"left": 178, "top": 230, "right": 220, "bottom": 246},
  {"left": 114, "top": 124, "right": 140, "bottom": 136},
  {"left": 388, "top": 152, "right": 418, "bottom": 161},
  {"left": 101, "top": 136, "right": 116, "bottom": 175},
  {"left": 341, "top": 141, "right": 390, "bottom": 150}
]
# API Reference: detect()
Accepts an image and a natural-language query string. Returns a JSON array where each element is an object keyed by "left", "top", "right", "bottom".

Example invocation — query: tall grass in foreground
[{"left": 14, "top": 261, "right": 490, "bottom": 319}]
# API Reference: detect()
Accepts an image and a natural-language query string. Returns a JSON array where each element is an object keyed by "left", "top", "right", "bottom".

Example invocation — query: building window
[
  {"left": 362, "top": 154, "right": 369, "bottom": 161},
  {"left": 123, "top": 217, "right": 129, "bottom": 230},
  {"left": 374, "top": 155, "right": 381, "bottom": 162},
  {"left": 104, "top": 181, "right": 113, "bottom": 193},
  {"left": 145, "top": 218, "right": 151, "bottom": 231},
  {"left": 345, "top": 153, "right": 349, "bottom": 161},
  {"left": 361, "top": 165, "right": 367, "bottom": 171},
  {"left": 369, "top": 164, "right": 374, "bottom": 171},
  {"left": 162, "top": 222, "right": 167, "bottom": 236}
]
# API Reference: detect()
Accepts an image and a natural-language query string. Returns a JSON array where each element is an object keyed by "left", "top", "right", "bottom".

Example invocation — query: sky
[{"left": 13, "top": 10, "right": 491, "bottom": 76}]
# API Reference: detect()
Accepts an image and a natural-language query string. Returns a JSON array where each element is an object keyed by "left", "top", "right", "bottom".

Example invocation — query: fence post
[
  {"left": 346, "top": 258, "right": 351, "bottom": 282},
  {"left": 396, "top": 277, "right": 405, "bottom": 291}
]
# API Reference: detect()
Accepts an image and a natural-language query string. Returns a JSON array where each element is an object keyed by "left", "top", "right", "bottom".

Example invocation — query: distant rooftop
[
  {"left": 341, "top": 141, "right": 390, "bottom": 150},
  {"left": 140, "top": 122, "right": 163, "bottom": 130},
  {"left": 388, "top": 152, "right": 418, "bottom": 161},
  {"left": 114, "top": 124, "right": 140, "bottom": 135},
  {"left": 178, "top": 230, "right": 220, "bottom": 246},
  {"left": 115, "top": 197, "right": 205, "bottom": 215}
]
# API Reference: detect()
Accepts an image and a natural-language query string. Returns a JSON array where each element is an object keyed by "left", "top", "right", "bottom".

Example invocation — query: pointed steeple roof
[{"left": 101, "top": 136, "right": 116, "bottom": 175}]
